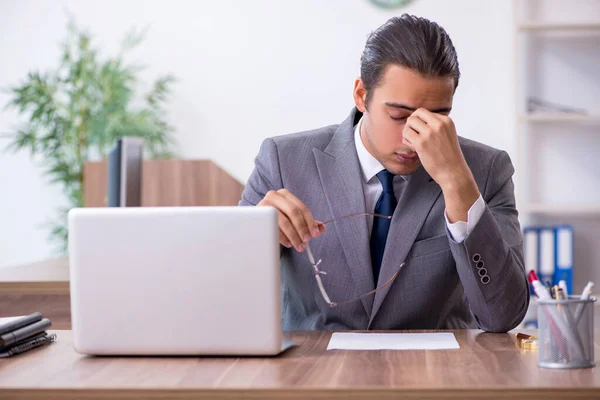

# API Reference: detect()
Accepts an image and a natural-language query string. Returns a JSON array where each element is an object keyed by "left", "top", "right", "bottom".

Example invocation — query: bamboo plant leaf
[{"left": 1, "top": 18, "right": 177, "bottom": 252}]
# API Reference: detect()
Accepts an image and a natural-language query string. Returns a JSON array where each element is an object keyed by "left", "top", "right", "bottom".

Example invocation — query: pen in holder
[{"left": 537, "top": 295, "right": 596, "bottom": 369}]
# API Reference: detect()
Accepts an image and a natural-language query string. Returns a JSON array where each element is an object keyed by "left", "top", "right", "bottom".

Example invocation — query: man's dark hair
[{"left": 360, "top": 13, "right": 460, "bottom": 107}]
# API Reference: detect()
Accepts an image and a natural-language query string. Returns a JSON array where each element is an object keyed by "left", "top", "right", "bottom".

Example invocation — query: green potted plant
[{"left": 2, "top": 18, "right": 177, "bottom": 252}]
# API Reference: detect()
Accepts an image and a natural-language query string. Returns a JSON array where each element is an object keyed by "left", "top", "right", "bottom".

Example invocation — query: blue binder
[{"left": 554, "top": 225, "right": 574, "bottom": 295}]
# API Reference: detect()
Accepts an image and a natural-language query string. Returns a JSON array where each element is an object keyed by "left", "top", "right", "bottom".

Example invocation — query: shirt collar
[{"left": 353, "top": 117, "right": 409, "bottom": 183}]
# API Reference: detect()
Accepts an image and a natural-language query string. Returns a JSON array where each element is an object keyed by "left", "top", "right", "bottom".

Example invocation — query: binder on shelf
[
  {"left": 523, "top": 227, "right": 540, "bottom": 295},
  {"left": 539, "top": 227, "right": 555, "bottom": 287},
  {"left": 107, "top": 137, "right": 144, "bottom": 207},
  {"left": 554, "top": 225, "right": 574, "bottom": 295}
]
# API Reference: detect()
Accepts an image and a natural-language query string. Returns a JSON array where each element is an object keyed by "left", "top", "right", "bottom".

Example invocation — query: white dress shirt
[{"left": 353, "top": 118, "right": 485, "bottom": 243}]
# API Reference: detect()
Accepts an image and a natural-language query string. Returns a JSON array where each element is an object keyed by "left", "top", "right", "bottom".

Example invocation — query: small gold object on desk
[{"left": 515, "top": 332, "right": 538, "bottom": 351}]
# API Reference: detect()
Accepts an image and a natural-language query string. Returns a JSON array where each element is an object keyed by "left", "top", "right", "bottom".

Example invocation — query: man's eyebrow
[{"left": 384, "top": 102, "right": 452, "bottom": 114}]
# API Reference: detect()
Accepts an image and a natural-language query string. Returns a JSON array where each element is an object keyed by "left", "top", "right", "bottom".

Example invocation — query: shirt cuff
[{"left": 445, "top": 194, "right": 486, "bottom": 243}]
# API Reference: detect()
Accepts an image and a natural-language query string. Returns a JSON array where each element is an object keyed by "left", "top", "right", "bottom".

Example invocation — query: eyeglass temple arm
[
  {"left": 305, "top": 243, "right": 334, "bottom": 305},
  {"left": 306, "top": 238, "right": 404, "bottom": 308},
  {"left": 327, "top": 264, "right": 405, "bottom": 307},
  {"left": 322, "top": 212, "right": 391, "bottom": 225}
]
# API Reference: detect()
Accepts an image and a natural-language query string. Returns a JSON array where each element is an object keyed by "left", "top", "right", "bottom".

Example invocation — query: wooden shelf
[
  {"left": 520, "top": 114, "right": 600, "bottom": 123},
  {"left": 84, "top": 159, "right": 245, "bottom": 207},
  {"left": 0, "top": 256, "right": 69, "bottom": 295},
  {"left": 518, "top": 21, "right": 600, "bottom": 31},
  {"left": 521, "top": 204, "right": 600, "bottom": 215}
]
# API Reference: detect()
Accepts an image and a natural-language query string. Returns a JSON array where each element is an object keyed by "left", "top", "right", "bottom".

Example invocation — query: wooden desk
[{"left": 1, "top": 330, "right": 599, "bottom": 399}]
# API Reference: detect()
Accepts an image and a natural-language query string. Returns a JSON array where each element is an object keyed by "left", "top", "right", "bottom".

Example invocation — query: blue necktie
[{"left": 370, "top": 169, "right": 397, "bottom": 284}]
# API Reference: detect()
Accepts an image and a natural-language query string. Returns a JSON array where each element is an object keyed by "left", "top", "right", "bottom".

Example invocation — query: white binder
[{"left": 539, "top": 228, "right": 555, "bottom": 286}]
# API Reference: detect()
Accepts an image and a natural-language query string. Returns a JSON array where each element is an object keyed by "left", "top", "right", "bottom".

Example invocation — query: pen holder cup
[{"left": 537, "top": 296, "right": 596, "bottom": 369}]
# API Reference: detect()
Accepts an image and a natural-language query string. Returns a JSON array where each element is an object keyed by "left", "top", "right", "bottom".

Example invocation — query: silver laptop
[{"left": 68, "top": 206, "right": 294, "bottom": 356}]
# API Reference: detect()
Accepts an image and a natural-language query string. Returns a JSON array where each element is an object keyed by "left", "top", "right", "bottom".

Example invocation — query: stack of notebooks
[{"left": 0, "top": 312, "right": 56, "bottom": 357}]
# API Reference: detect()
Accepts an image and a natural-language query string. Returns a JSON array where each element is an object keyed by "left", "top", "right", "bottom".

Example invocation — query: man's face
[{"left": 353, "top": 65, "right": 455, "bottom": 175}]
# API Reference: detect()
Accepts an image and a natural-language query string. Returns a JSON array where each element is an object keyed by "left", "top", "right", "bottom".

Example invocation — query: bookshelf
[
  {"left": 519, "top": 114, "right": 600, "bottom": 123},
  {"left": 520, "top": 204, "right": 600, "bottom": 216},
  {"left": 518, "top": 21, "right": 600, "bottom": 31},
  {"left": 514, "top": 0, "right": 600, "bottom": 327}
]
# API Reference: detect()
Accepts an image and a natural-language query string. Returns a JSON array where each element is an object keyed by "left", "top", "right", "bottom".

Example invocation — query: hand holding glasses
[
  {"left": 258, "top": 189, "right": 325, "bottom": 252},
  {"left": 259, "top": 190, "right": 404, "bottom": 307}
]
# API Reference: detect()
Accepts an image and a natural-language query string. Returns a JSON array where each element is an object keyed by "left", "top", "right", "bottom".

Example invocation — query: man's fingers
[
  {"left": 278, "top": 211, "right": 304, "bottom": 251},
  {"left": 259, "top": 189, "right": 323, "bottom": 252},
  {"left": 412, "top": 107, "right": 439, "bottom": 123},
  {"left": 438, "top": 114, "right": 454, "bottom": 128},
  {"left": 316, "top": 221, "right": 326, "bottom": 234},
  {"left": 413, "top": 108, "right": 445, "bottom": 131},
  {"left": 280, "top": 220, "right": 325, "bottom": 251},
  {"left": 406, "top": 114, "right": 430, "bottom": 136},
  {"left": 278, "top": 189, "right": 319, "bottom": 240},
  {"left": 261, "top": 191, "right": 305, "bottom": 251},
  {"left": 402, "top": 125, "right": 420, "bottom": 151},
  {"left": 279, "top": 229, "right": 292, "bottom": 248}
]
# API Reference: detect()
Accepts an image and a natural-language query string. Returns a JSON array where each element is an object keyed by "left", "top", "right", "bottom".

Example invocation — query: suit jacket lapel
[
  {"left": 313, "top": 109, "right": 374, "bottom": 316},
  {"left": 369, "top": 166, "right": 442, "bottom": 325}
]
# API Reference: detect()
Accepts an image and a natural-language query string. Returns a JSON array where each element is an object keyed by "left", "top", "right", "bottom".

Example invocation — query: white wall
[{"left": 0, "top": 0, "right": 516, "bottom": 268}]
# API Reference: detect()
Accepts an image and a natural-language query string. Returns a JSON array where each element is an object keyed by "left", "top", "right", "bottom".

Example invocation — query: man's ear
[{"left": 353, "top": 77, "right": 368, "bottom": 113}]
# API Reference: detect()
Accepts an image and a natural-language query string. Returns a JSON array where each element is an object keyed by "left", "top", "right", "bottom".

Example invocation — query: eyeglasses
[{"left": 304, "top": 212, "right": 405, "bottom": 308}]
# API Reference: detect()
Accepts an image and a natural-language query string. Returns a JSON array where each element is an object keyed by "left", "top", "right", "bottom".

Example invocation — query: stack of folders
[
  {"left": 523, "top": 225, "right": 574, "bottom": 295},
  {"left": 0, "top": 312, "right": 56, "bottom": 358}
]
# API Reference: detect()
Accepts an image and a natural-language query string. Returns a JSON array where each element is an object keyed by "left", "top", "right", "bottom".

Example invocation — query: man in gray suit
[{"left": 239, "top": 14, "right": 529, "bottom": 332}]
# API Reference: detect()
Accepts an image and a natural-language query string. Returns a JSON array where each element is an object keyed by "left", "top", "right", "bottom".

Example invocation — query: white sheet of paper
[
  {"left": 326, "top": 332, "right": 460, "bottom": 350},
  {"left": 0, "top": 316, "right": 24, "bottom": 326}
]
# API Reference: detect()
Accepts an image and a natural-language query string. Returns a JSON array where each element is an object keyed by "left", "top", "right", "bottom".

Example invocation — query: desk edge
[{"left": 0, "top": 387, "right": 599, "bottom": 400}]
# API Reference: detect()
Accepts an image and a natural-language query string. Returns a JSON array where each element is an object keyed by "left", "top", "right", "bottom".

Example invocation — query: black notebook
[
  {"left": 0, "top": 332, "right": 57, "bottom": 358},
  {"left": 0, "top": 318, "right": 52, "bottom": 347},
  {"left": 0, "top": 314, "right": 56, "bottom": 357}
]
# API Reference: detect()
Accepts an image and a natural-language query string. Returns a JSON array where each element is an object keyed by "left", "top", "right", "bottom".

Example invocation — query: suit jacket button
[
  {"left": 481, "top": 275, "right": 490, "bottom": 284},
  {"left": 478, "top": 268, "right": 487, "bottom": 277},
  {"left": 476, "top": 260, "right": 485, "bottom": 269},
  {"left": 472, "top": 253, "right": 482, "bottom": 263}
]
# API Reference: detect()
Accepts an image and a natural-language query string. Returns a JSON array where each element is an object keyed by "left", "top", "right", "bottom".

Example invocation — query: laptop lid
[{"left": 68, "top": 206, "right": 283, "bottom": 355}]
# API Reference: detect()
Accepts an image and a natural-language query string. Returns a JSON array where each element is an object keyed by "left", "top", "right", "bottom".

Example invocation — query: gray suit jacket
[{"left": 240, "top": 108, "right": 529, "bottom": 332}]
